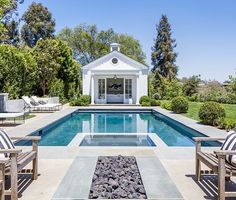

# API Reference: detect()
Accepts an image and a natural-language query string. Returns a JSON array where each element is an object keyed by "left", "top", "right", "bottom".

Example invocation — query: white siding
[{"left": 82, "top": 69, "right": 91, "bottom": 95}]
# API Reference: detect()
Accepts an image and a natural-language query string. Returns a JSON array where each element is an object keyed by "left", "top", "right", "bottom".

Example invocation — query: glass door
[
  {"left": 125, "top": 79, "right": 132, "bottom": 104},
  {"left": 107, "top": 78, "right": 124, "bottom": 103},
  {"left": 98, "top": 79, "right": 105, "bottom": 103}
]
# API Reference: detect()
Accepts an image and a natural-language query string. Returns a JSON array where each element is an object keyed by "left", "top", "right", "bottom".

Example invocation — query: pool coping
[{"left": 8, "top": 105, "right": 227, "bottom": 144}]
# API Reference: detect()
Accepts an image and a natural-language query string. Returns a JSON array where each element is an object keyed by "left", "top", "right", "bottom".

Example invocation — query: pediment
[{"left": 82, "top": 51, "right": 148, "bottom": 71}]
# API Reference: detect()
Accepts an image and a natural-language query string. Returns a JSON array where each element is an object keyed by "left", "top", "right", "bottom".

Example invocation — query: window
[
  {"left": 112, "top": 58, "right": 118, "bottom": 64},
  {"left": 125, "top": 79, "right": 132, "bottom": 99},
  {"left": 112, "top": 47, "right": 119, "bottom": 52},
  {"left": 98, "top": 79, "right": 105, "bottom": 99}
]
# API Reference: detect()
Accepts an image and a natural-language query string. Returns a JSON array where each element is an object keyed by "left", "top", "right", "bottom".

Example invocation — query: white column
[
  {"left": 91, "top": 74, "right": 95, "bottom": 104},
  {"left": 105, "top": 78, "right": 107, "bottom": 104},
  {"left": 123, "top": 78, "right": 125, "bottom": 104},
  {"left": 136, "top": 74, "right": 140, "bottom": 104}
]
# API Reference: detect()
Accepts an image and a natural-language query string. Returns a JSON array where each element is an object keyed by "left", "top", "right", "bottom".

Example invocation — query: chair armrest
[
  {"left": 0, "top": 149, "right": 22, "bottom": 154},
  {"left": 11, "top": 136, "right": 41, "bottom": 141},
  {"left": 214, "top": 150, "right": 236, "bottom": 156},
  {"left": 193, "top": 137, "right": 225, "bottom": 142}
]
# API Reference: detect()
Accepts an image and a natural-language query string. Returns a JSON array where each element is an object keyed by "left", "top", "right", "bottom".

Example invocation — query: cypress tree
[{"left": 151, "top": 15, "right": 178, "bottom": 84}]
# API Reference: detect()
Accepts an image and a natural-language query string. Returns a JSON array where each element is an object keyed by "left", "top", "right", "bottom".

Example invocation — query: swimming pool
[{"left": 16, "top": 110, "right": 220, "bottom": 147}]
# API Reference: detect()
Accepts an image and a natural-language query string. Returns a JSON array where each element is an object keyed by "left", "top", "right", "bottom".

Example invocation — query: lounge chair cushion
[
  {"left": 38, "top": 100, "right": 47, "bottom": 105},
  {"left": 0, "top": 129, "right": 15, "bottom": 158},
  {"left": 30, "top": 101, "right": 39, "bottom": 106},
  {"left": 221, "top": 130, "right": 236, "bottom": 166}
]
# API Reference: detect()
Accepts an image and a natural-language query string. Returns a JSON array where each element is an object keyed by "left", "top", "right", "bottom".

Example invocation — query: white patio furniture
[
  {"left": 0, "top": 99, "right": 27, "bottom": 124},
  {"left": 0, "top": 113, "right": 25, "bottom": 124},
  {"left": 31, "top": 96, "right": 62, "bottom": 111},
  {"left": 22, "top": 96, "right": 57, "bottom": 112}
]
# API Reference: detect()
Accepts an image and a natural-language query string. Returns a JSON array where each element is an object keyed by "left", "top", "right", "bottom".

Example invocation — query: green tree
[
  {"left": 56, "top": 40, "right": 81, "bottom": 99},
  {"left": 58, "top": 25, "right": 114, "bottom": 65},
  {"left": 0, "top": 44, "right": 37, "bottom": 98},
  {"left": 229, "top": 74, "right": 236, "bottom": 93},
  {"left": 33, "top": 38, "right": 80, "bottom": 98},
  {"left": 33, "top": 39, "right": 60, "bottom": 96},
  {"left": 0, "top": 0, "right": 22, "bottom": 45},
  {"left": 151, "top": 15, "right": 178, "bottom": 83},
  {"left": 21, "top": 2, "right": 55, "bottom": 47},
  {"left": 182, "top": 75, "right": 201, "bottom": 96},
  {"left": 0, "top": 0, "right": 11, "bottom": 35},
  {"left": 155, "top": 77, "right": 182, "bottom": 100},
  {"left": 20, "top": 46, "right": 37, "bottom": 95},
  {"left": 58, "top": 24, "right": 146, "bottom": 66},
  {"left": 115, "top": 34, "right": 146, "bottom": 64},
  {"left": 198, "top": 81, "right": 227, "bottom": 102}
]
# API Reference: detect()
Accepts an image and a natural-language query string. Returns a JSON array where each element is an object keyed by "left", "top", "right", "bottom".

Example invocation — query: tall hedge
[{"left": 0, "top": 44, "right": 37, "bottom": 99}]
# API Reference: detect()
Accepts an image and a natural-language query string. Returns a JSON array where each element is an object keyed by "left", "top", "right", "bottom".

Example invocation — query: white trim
[
  {"left": 82, "top": 51, "right": 149, "bottom": 70},
  {"left": 91, "top": 75, "right": 94, "bottom": 104}
]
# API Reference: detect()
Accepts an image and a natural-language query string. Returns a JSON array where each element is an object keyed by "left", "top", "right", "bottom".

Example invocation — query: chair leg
[
  {"left": 32, "top": 140, "right": 38, "bottom": 180},
  {"left": 196, "top": 157, "right": 201, "bottom": 181},
  {"left": 218, "top": 155, "right": 226, "bottom": 200},
  {"left": 0, "top": 163, "right": 5, "bottom": 200},
  {"left": 32, "top": 157, "right": 38, "bottom": 180},
  {"left": 10, "top": 154, "right": 18, "bottom": 200}
]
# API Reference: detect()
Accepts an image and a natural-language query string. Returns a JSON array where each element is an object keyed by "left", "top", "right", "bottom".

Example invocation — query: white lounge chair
[
  {"left": 21, "top": 96, "right": 57, "bottom": 112},
  {"left": 0, "top": 112, "right": 25, "bottom": 124},
  {"left": 31, "top": 96, "right": 62, "bottom": 111}
]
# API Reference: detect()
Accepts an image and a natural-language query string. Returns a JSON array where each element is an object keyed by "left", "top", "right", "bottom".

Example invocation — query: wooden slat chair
[
  {"left": 0, "top": 136, "right": 40, "bottom": 200},
  {"left": 194, "top": 137, "right": 236, "bottom": 200},
  {"left": 0, "top": 162, "right": 5, "bottom": 200}
]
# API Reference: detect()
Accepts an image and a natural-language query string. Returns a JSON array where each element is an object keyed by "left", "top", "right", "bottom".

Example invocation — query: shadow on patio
[
  {"left": 5, "top": 173, "right": 39, "bottom": 200},
  {"left": 186, "top": 174, "right": 236, "bottom": 200}
]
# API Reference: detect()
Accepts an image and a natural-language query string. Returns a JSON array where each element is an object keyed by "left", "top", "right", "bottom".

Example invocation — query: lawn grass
[{"left": 183, "top": 102, "right": 236, "bottom": 121}]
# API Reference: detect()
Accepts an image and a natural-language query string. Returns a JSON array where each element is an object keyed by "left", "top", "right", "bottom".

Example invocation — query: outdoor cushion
[
  {"left": 38, "top": 100, "right": 47, "bottom": 105},
  {"left": 0, "top": 129, "right": 15, "bottom": 158},
  {"left": 30, "top": 101, "right": 39, "bottom": 106},
  {"left": 221, "top": 130, "right": 236, "bottom": 166}
]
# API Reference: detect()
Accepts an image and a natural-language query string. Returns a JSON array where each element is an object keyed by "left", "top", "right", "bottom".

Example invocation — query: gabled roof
[{"left": 82, "top": 51, "right": 149, "bottom": 71}]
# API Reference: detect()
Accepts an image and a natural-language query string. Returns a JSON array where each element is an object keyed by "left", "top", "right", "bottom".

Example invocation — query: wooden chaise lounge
[
  {"left": 194, "top": 137, "right": 236, "bottom": 200},
  {"left": 0, "top": 135, "right": 40, "bottom": 200}
]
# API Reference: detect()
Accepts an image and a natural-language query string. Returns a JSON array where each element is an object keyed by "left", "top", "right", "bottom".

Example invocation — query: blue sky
[{"left": 18, "top": 0, "right": 236, "bottom": 82}]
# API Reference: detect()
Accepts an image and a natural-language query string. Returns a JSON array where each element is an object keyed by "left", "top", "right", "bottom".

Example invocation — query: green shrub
[
  {"left": 141, "top": 101, "right": 151, "bottom": 106},
  {"left": 199, "top": 102, "right": 226, "bottom": 125},
  {"left": 187, "top": 94, "right": 198, "bottom": 102},
  {"left": 139, "top": 96, "right": 151, "bottom": 104},
  {"left": 49, "top": 78, "right": 66, "bottom": 103},
  {"left": 150, "top": 99, "right": 161, "bottom": 106},
  {"left": 182, "top": 75, "right": 201, "bottom": 97},
  {"left": 161, "top": 101, "right": 172, "bottom": 110},
  {"left": 69, "top": 99, "right": 80, "bottom": 106},
  {"left": 171, "top": 97, "right": 189, "bottom": 113},
  {"left": 216, "top": 118, "right": 236, "bottom": 131},
  {"left": 70, "top": 95, "right": 91, "bottom": 106},
  {"left": 225, "top": 93, "right": 236, "bottom": 104}
]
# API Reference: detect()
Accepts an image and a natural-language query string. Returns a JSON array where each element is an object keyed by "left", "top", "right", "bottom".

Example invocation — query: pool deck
[{"left": 0, "top": 105, "right": 230, "bottom": 200}]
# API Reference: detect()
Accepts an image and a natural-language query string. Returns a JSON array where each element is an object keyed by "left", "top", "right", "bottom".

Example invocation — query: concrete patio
[{"left": 1, "top": 105, "right": 230, "bottom": 200}]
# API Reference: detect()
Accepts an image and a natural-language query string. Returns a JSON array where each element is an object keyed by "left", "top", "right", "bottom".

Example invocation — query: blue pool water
[
  {"left": 17, "top": 111, "right": 221, "bottom": 147},
  {"left": 80, "top": 135, "right": 156, "bottom": 146}
]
